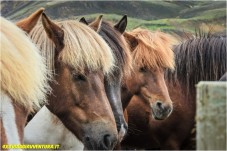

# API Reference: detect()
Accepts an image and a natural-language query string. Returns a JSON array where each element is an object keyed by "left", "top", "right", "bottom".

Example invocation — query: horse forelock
[
  {"left": 129, "top": 28, "right": 176, "bottom": 70},
  {"left": 30, "top": 20, "right": 115, "bottom": 76},
  {"left": 165, "top": 34, "right": 227, "bottom": 97},
  {"left": 99, "top": 21, "right": 132, "bottom": 79},
  {"left": 0, "top": 17, "right": 50, "bottom": 112}
]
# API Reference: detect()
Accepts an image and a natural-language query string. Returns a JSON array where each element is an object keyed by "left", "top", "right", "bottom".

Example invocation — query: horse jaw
[{"left": 24, "top": 106, "right": 84, "bottom": 150}]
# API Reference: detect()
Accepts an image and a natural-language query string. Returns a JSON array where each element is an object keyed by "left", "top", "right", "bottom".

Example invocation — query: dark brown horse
[
  {"left": 21, "top": 11, "right": 119, "bottom": 149},
  {"left": 122, "top": 33, "right": 226, "bottom": 149},
  {"left": 80, "top": 15, "right": 132, "bottom": 141}
]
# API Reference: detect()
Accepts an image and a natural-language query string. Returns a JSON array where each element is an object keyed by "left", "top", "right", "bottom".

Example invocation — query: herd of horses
[{"left": 1, "top": 8, "right": 226, "bottom": 150}]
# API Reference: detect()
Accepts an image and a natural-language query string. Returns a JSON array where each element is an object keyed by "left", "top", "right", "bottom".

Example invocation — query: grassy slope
[{"left": 1, "top": 1, "right": 226, "bottom": 34}]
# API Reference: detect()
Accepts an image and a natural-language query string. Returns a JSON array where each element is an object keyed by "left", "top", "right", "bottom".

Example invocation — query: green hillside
[{"left": 1, "top": 1, "right": 226, "bottom": 34}]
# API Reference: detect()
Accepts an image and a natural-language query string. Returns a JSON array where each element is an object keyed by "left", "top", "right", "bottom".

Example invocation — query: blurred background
[{"left": 1, "top": 0, "right": 226, "bottom": 36}]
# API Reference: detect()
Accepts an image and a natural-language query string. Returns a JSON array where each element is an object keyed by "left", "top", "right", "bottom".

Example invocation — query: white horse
[
  {"left": 24, "top": 106, "right": 84, "bottom": 150},
  {"left": 0, "top": 8, "right": 49, "bottom": 146}
]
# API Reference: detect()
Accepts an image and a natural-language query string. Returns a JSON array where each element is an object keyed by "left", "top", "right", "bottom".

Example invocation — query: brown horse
[
  {"left": 122, "top": 29, "right": 176, "bottom": 120},
  {"left": 24, "top": 15, "right": 132, "bottom": 150},
  {"left": 122, "top": 33, "right": 226, "bottom": 149},
  {"left": 0, "top": 9, "right": 49, "bottom": 146},
  {"left": 20, "top": 11, "right": 118, "bottom": 149},
  {"left": 80, "top": 15, "right": 132, "bottom": 141}
]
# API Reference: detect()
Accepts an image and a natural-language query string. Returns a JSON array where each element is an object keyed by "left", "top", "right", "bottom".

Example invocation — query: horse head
[
  {"left": 123, "top": 29, "right": 175, "bottom": 120},
  {"left": 28, "top": 13, "right": 118, "bottom": 150},
  {"left": 80, "top": 15, "right": 132, "bottom": 141}
]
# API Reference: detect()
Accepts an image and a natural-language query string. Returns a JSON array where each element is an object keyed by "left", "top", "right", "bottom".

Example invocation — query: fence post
[{"left": 196, "top": 81, "right": 226, "bottom": 150}]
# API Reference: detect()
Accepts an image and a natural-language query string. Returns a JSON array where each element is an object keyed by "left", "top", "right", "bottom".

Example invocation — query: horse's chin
[
  {"left": 150, "top": 107, "right": 169, "bottom": 120},
  {"left": 118, "top": 124, "right": 127, "bottom": 142},
  {"left": 83, "top": 144, "right": 95, "bottom": 150},
  {"left": 83, "top": 144, "right": 89, "bottom": 150},
  {"left": 152, "top": 114, "right": 166, "bottom": 120}
]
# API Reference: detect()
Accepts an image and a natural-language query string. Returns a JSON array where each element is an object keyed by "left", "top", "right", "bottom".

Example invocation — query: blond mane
[
  {"left": 0, "top": 17, "right": 50, "bottom": 111},
  {"left": 128, "top": 28, "right": 176, "bottom": 70},
  {"left": 30, "top": 20, "right": 115, "bottom": 75}
]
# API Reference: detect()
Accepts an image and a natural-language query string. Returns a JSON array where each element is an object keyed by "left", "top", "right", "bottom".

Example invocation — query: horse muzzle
[
  {"left": 118, "top": 124, "right": 128, "bottom": 142},
  {"left": 82, "top": 122, "right": 118, "bottom": 150},
  {"left": 150, "top": 100, "right": 173, "bottom": 120}
]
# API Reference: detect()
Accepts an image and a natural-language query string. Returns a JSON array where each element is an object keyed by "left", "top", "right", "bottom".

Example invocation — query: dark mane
[
  {"left": 166, "top": 33, "right": 226, "bottom": 95},
  {"left": 98, "top": 21, "right": 132, "bottom": 79}
]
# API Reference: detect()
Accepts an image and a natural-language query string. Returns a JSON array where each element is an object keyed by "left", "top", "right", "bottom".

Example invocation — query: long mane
[
  {"left": 128, "top": 28, "right": 176, "bottom": 70},
  {"left": 0, "top": 17, "right": 50, "bottom": 111},
  {"left": 29, "top": 20, "right": 115, "bottom": 75},
  {"left": 98, "top": 21, "right": 132, "bottom": 79},
  {"left": 166, "top": 33, "right": 226, "bottom": 95}
]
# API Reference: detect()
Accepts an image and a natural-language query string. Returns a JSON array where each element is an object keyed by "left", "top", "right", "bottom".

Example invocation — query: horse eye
[
  {"left": 139, "top": 67, "right": 147, "bottom": 72},
  {"left": 72, "top": 73, "right": 86, "bottom": 81}
]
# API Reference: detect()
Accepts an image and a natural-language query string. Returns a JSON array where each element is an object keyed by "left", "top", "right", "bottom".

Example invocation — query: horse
[
  {"left": 122, "top": 28, "right": 176, "bottom": 120},
  {"left": 21, "top": 11, "right": 118, "bottom": 150},
  {"left": 0, "top": 14, "right": 49, "bottom": 146},
  {"left": 25, "top": 14, "right": 132, "bottom": 150},
  {"left": 121, "top": 33, "right": 226, "bottom": 149},
  {"left": 79, "top": 15, "right": 132, "bottom": 141}
]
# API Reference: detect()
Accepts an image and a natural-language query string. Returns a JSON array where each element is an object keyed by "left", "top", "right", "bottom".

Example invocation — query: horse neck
[
  {"left": 165, "top": 79, "right": 196, "bottom": 108},
  {"left": 1, "top": 91, "right": 27, "bottom": 145},
  {"left": 24, "top": 106, "right": 83, "bottom": 150},
  {"left": 121, "top": 86, "right": 134, "bottom": 110}
]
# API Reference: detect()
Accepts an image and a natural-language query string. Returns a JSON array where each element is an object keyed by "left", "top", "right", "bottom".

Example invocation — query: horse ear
[
  {"left": 41, "top": 13, "right": 64, "bottom": 51},
  {"left": 89, "top": 15, "right": 103, "bottom": 32},
  {"left": 16, "top": 8, "right": 44, "bottom": 33},
  {"left": 124, "top": 32, "right": 138, "bottom": 51},
  {"left": 79, "top": 17, "right": 88, "bottom": 25},
  {"left": 114, "top": 15, "right": 127, "bottom": 34}
]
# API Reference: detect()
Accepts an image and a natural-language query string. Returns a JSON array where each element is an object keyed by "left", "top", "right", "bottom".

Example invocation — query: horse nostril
[
  {"left": 157, "top": 102, "right": 172, "bottom": 115},
  {"left": 156, "top": 101, "right": 163, "bottom": 109},
  {"left": 85, "top": 136, "right": 90, "bottom": 142},
  {"left": 103, "top": 134, "right": 111, "bottom": 149},
  {"left": 102, "top": 133, "right": 117, "bottom": 149}
]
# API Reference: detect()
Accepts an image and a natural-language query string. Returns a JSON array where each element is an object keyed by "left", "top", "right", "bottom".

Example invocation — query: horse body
[
  {"left": 0, "top": 12, "right": 49, "bottom": 146},
  {"left": 122, "top": 34, "right": 226, "bottom": 149}
]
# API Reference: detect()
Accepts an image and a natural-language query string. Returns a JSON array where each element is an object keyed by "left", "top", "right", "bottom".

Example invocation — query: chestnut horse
[
  {"left": 122, "top": 29, "right": 176, "bottom": 119},
  {"left": 122, "top": 33, "right": 226, "bottom": 149},
  {"left": 0, "top": 15, "right": 49, "bottom": 146},
  {"left": 23, "top": 12, "right": 118, "bottom": 150},
  {"left": 25, "top": 15, "right": 132, "bottom": 150}
]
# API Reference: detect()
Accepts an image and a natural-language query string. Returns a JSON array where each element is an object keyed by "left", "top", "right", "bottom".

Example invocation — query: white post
[{"left": 196, "top": 82, "right": 226, "bottom": 150}]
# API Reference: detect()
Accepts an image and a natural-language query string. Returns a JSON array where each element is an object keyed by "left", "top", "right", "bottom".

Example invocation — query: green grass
[
  {"left": 3, "top": 1, "right": 226, "bottom": 34},
  {"left": 192, "top": 8, "right": 226, "bottom": 20},
  {"left": 74, "top": 12, "right": 226, "bottom": 33}
]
